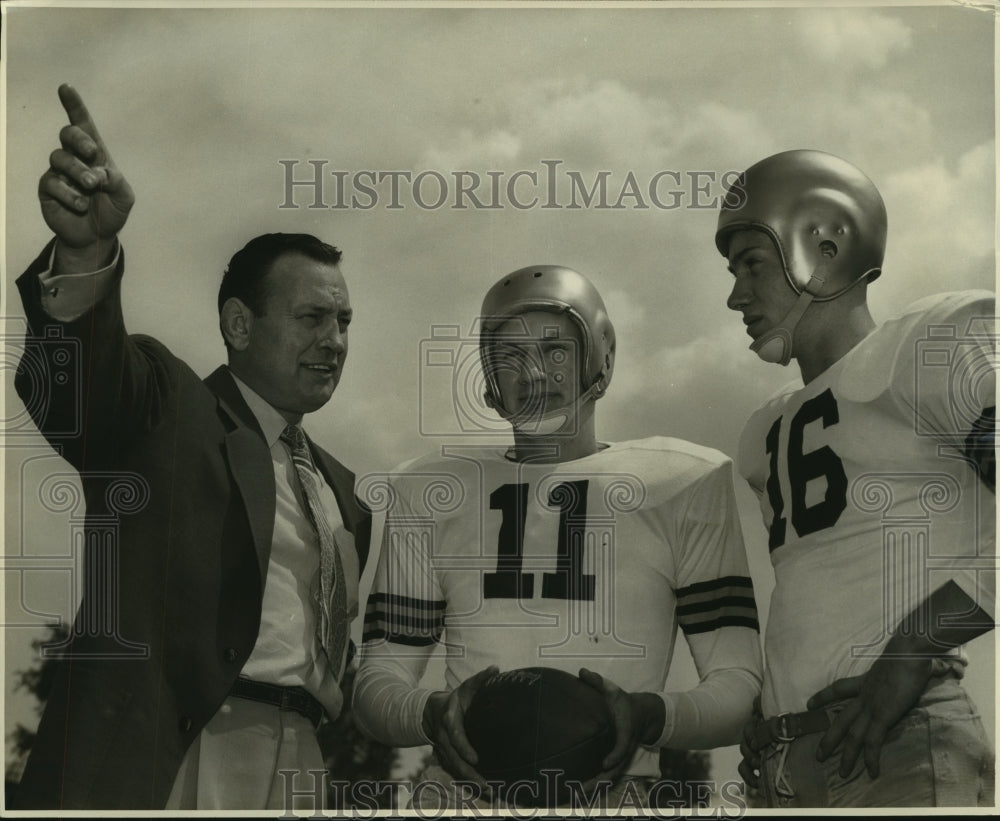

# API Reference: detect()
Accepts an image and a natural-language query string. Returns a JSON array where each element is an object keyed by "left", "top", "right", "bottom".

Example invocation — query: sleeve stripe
[
  {"left": 364, "top": 595, "right": 445, "bottom": 622},
  {"left": 676, "top": 594, "right": 757, "bottom": 617},
  {"left": 676, "top": 575, "right": 754, "bottom": 598},
  {"left": 364, "top": 604, "right": 443, "bottom": 624},
  {"left": 679, "top": 614, "right": 761, "bottom": 635},
  {"left": 368, "top": 591, "right": 447, "bottom": 610},
  {"left": 363, "top": 612, "right": 443, "bottom": 632},
  {"left": 678, "top": 601, "right": 760, "bottom": 634},
  {"left": 363, "top": 593, "right": 445, "bottom": 647},
  {"left": 677, "top": 586, "right": 758, "bottom": 608},
  {"left": 360, "top": 629, "right": 440, "bottom": 647}
]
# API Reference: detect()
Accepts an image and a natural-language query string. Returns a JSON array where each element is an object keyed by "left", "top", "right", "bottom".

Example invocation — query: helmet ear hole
[{"left": 818, "top": 240, "right": 838, "bottom": 258}]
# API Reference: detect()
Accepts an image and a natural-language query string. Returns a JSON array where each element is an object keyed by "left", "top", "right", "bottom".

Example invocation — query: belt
[
  {"left": 751, "top": 708, "right": 831, "bottom": 749},
  {"left": 229, "top": 677, "right": 325, "bottom": 729}
]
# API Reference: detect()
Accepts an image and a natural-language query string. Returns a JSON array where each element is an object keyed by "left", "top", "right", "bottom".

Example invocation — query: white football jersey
[
  {"left": 738, "top": 291, "right": 996, "bottom": 716},
  {"left": 358, "top": 437, "right": 762, "bottom": 775}
]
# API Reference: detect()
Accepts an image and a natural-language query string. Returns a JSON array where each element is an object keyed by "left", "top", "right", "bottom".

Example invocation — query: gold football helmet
[
  {"left": 716, "top": 149, "right": 887, "bottom": 301},
  {"left": 479, "top": 265, "right": 615, "bottom": 417}
]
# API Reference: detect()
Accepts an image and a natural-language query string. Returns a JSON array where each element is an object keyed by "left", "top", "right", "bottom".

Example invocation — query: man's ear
[{"left": 220, "top": 297, "right": 254, "bottom": 352}]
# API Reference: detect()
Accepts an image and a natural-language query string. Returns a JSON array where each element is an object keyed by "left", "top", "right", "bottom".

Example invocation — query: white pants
[{"left": 165, "top": 695, "right": 327, "bottom": 810}]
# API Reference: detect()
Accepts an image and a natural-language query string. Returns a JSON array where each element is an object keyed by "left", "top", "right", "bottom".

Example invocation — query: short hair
[{"left": 217, "top": 233, "right": 343, "bottom": 318}]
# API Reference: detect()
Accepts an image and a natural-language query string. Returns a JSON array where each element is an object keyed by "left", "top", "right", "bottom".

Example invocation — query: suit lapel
[
  {"left": 204, "top": 366, "right": 368, "bottom": 576},
  {"left": 204, "top": 367, "right": 275, "bottom": 586}
]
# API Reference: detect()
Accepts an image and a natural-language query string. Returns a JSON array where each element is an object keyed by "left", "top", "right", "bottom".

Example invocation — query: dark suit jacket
[{"left": 13, "top": 242, "right": 372, "bottom": 809}]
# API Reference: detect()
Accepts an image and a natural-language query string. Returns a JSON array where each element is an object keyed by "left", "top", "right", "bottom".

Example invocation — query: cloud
[
  {"left": 605, "top": 326, "right": 794, "bottom": 456},
  {"left": 835, "top": 89, "right": 934, "bottom": 162},
  {"left": 672, "top": 102, "right": 775, "bottom": 163},
  {"left": 796, "top": 9, "right": 912, "bottom": 70},
  {"left": 513, "top": 79, "right": 677, "bottom": 168},
  {"left": 421, "top": 128, "right": 522, "bottom": 171},
  {"left": 879, "top": 139, "right": 995, "bottom": 300},
  {"left": 418, "top": 77, "right": 773, "bottom": 176},
  {"left": 603, "top": 287, "right": 648, "bottom": 333}
]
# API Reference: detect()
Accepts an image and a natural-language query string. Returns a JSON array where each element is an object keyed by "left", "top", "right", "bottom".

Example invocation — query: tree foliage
[{"left": 5, "top": 624, "right": 69, "bottom": 803}]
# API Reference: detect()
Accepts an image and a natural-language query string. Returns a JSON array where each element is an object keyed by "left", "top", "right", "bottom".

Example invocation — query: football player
[
  {"left": 717, "top": 149, "right": 995, "bottom": 807},
  {"left": 353, "top": 266, "right": 763, "bottom": 809}
]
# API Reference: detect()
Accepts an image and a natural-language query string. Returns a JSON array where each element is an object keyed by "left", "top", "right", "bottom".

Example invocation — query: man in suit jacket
[{"left": 14, "top": 84, "right": 371, "bottom": 810}]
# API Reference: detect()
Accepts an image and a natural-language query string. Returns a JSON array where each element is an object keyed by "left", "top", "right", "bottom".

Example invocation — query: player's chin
[
  {"left": 511, "top": 402, "right": 569, "bottom": 427},
  {"left": 508, "top": 408, "right": 543, "bottom": 427}
]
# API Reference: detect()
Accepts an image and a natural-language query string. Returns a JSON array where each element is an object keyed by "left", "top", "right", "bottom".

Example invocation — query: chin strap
[
  {"left": 750, "top": 290, "right": 817, "bottom": 366},
  {"left": 488, "top": 373, "right": 609, "bottom": 436},
  {"left": 749, "top": 268, "right": 828, "bottom": 366},
  {"left": 751, "top": 263, "right": 880, "bottom": 366}
]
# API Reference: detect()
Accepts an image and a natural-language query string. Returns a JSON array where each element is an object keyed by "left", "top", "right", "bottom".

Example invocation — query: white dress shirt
[{"left": 233, "top": 375, "right": 360, "bottom": 719}]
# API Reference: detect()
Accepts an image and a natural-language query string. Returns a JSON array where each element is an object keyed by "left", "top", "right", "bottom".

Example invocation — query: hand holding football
[{"left": 463, "top": 666, "right": 615, "bottom": 806}]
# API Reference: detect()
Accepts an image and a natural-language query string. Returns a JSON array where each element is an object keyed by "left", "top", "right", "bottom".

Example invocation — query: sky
[{"left": 2, "top": 0, "right": 996, "bottom": 797}]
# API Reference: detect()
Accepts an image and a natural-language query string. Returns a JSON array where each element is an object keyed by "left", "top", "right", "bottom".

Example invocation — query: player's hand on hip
[
  {"left": 807, "top": 656, "right": 934, "bottom": 780},
  {"left": 737, "top": 696, "right": 763, "bottom": 790},
  {"left": 39, "top": 84, "right": 134, "bottom": 267},
  {"left": 578, "top": 668, "right": 663, "bottom": 787},
  {"left": 423, "top": 665, "right": 498, "bottom": 791}
]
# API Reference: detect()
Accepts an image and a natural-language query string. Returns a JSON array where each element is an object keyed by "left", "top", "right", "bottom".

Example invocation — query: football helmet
[
  {"left": 716, "top": 150, "right": 887, "bottom": 365},
  {"left": 479, "top": 265, "right": 615, "bottom": 421},
  {"left": 716, "top": 149, "right": 887, "bottom": 299}
]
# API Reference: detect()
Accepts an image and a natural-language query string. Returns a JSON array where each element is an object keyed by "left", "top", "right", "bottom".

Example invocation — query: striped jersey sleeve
[
  {"left": 362, "top": 592, "right": 445, "bottom": 647},
  {"left": 361, "top": 482, "right": 446, "bottom": 649},
  {"left": 676, "top": 575, "right": 760, "bottom": 635},
  {"left": 653, "top": 455, "right": 763, "bottom": 749},
  {"left": 671, "top": 457, "right": 760, "bottom": 636},
  {"left": 353, "top": 474, "right": 447, "bottom": 747}
]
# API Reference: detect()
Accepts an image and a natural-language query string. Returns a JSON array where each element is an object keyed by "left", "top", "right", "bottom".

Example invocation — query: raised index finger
[{"left": 58, "top": 84, "right": 105, "bottom": 144}]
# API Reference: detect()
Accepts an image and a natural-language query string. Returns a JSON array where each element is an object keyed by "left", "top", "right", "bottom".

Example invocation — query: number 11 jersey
[{"left": 356, "top": 436, "right": 763, "bottom": 773}]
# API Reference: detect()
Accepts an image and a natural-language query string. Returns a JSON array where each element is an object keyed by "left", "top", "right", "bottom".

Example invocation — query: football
[{"left": 463, "top": 666, "right": 615, "bottom": 806}]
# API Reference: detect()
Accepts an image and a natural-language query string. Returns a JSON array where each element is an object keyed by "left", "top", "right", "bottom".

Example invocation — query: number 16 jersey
[{"left": 738, "top": 291, "right": 996, "bottom": 717}]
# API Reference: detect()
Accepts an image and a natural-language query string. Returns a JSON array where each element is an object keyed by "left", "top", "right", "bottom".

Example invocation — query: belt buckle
[{"left": 774, "top": 712, "right": 795, "bottom": 744}]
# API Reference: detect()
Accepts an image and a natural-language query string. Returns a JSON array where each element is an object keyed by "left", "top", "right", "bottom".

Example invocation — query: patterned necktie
[{"left": 280, "top": 424, "right": 349, "bottom": 681}]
